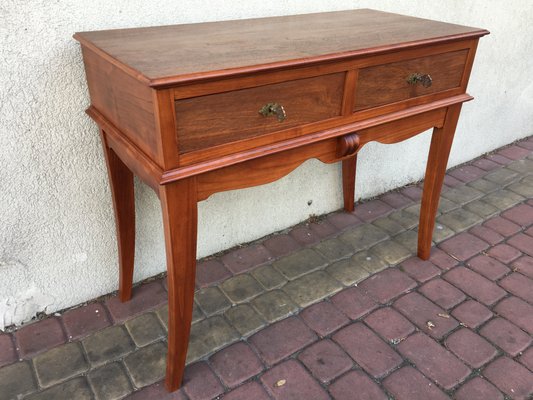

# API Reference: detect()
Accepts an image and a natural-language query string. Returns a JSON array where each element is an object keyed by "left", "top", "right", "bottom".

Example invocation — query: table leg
[
  {"left": 160, "top": 178, "right": 198, "bottom": 392},
  {"left": 418, "top": 104, "right": 462, "bottom": 259},
  {"left": 100, "top": 130, "right": 135, "bottom": 302},
  {"left": 342, "top": 155, "right": 357, "bottom": 212}
]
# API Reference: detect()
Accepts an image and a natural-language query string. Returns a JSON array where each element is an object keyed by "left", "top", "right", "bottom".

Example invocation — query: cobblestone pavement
[{"left": 1, "top": 137, "right": 533, "bottom": 400}]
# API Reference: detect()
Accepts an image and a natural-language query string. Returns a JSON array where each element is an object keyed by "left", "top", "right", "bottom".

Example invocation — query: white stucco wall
[{"left": 1, "top": 1, "right": 532, "bottom": 329}]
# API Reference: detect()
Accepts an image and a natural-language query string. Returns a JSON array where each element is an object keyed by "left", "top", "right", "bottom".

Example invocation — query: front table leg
[
  {"left": 342, "top": 155, "right": 357, "bottom": 212},
  {"left": 159, "top": 178, "right": 198, "bottom": 391},
  {"left": 418, "top": 104, "right": 462, "bottom": 259}
]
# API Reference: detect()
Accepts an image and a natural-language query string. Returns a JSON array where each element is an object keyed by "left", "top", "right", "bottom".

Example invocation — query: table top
[{"left": 74, "top": 9, "right": 488, "bottom": 86}]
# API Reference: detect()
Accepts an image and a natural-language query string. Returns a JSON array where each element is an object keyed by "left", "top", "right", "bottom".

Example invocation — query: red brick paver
[
  {"left": 62, "top": 303, "right": 111, "bottom": 340},
  {"left": 454, "top": 377, "right": 504, "bottom": 400},
  {"left": 105, "top": 281, "right": 167, "bottom": 323},
  {"left": 439, "top": 232, "right": 489, "bottom": 261},
  {"left": 483, "top": 357, "right": 533, "bottom": 399},
  {"left": 383, "top": 366, "right": 449, "bottom": 400},
  {"left": 14, "top": 317, "right": 66, "bottom": 358},
  {"left": 300, "top": 301, "right": 349, "bottom": 337},
  {"left": 209, "top": 342, "right": 263, "bottom": 388},
  {"left": 330, "top": 370, "right": 388, "bottom": 400},
  {"left": 298, "top": 340, "right": 353, "bottom": 383}
]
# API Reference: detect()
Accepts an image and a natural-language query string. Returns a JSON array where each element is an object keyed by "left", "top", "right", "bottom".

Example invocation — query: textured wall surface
[{"left": 1, "top": 1, "right": 532, "bottom": 329}]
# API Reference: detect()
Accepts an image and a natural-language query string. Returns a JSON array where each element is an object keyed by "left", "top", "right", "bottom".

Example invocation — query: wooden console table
[{"left": 74, "top": 9, "right": 488, "bottom": 391}]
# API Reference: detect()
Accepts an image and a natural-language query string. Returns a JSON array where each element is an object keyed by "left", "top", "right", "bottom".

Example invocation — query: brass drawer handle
[
  {"left": 407, "top": 73, "right": 432, "bottom": 88},
  {"left": 259, "top": 102, "right": 286, "bottom": 122}
]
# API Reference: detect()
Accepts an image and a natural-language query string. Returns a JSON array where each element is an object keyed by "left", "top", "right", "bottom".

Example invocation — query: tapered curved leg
[
  {"left": 100, "top": 130, "right": 135, "bottom": 302},
  {"left": 160, "top": 178, "right": 198, "bottom": 392},
  {"left": 418, "top": 104, "right": 462, "bottom": 259},
  {"left": 342, "top": 155, "right": 357, "bottom": 212}
]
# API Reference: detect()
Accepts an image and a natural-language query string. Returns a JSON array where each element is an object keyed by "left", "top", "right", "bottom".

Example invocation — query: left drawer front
[{"left": 175, "top": 73, "right": 344, "bottom": 154}]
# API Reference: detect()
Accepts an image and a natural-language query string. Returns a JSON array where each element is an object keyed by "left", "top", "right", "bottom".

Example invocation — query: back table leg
[
  {"left": 159, "top": 178, "right": 198, "bottom": 392},
  {"left": 418, "top": 104, "right": 462, "bottom": 259}
]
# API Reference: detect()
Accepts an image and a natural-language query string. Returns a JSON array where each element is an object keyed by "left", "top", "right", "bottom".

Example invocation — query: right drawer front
[{"left": 354, "top": 49, "right": 468, "bottom": 111}]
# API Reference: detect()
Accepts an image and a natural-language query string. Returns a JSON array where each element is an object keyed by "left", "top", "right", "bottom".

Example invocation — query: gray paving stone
[
  {"left": 482, "top": 189, "right": 525, "bottom": 210},
  {"left": 326, "top": 258, "right": 371, "bottom": 286},
  {"left": 88, "top": 362, "right": 132, "bottom": 400},
  {"left": 438, "top": 197, "right": 460, "bottom": 214},
  {"left": 273, "top": 249, "right": 328, "bottom": 280},
  {"left": 26, "top": 378, "right": 92, "bottom": 400},
  {"left": 484, "top": 168, "right": 519, "bottom": 185},
  {"left": 437, "top": 208, "right": 483, "bottom": 232},
  {"left": 124, "top": 342, "right": 167, "bottom": 388},
  {"left": 467, "top": 178, "right": 500, "bottom": 194},
  {"left": 389, "top": 210, "right": 419, "bottom": 229},
  {"left": 125, "top": 313, "right": 165, "bottom": 347},
  {"left": 157, "top": 303, "right": 203, "bottom": 331},
  {"left": 225, "top": 304, "right": 266, "bottom": 337},
  {"left": 0, "top": 361, "right": 36, "bottom": 400},
  {"left": 82, "top": 325, "right": 135, "bottom": 367},
  {"left": 221, "top": 274, "right": 264, "bottom": 303},
  {"left": 463, "top": 200, "right": 500, "bottom": 219},
  {"left": 370, "top": 240, "right": 412, "bottom": 265},
  {"left": 195, "top": 286, "right": 231, "bottom": 316},
  {"left": 283, "top": 271, "right": 343, "bottom": 308},
  {"left": 404, "top": 203, "right": 421, "bottom": 217},
  {"left": 252, "top": 265, "right": 287, "bottom": 289},
  {"left": 351, "top": 251, "right": 389, "bottom": 274},
  {"left": 187, "top": 316, "right": 239, "bottom": 362},
  {"left": 507, "top": 159, "right": 533, "bottom": 174},
  {"left": 442, "top": 185, "right": 484, "bottom": 205},
  {"left": 508, "top": 181, "right": 533, "bottom": 198},
  {"left": 432, "top": 223, "right": 455, "bottom": 243},
  {"left": 393, "top": 230, "right": 419, "bottom": 254},
  {"left": 313, "top": 238, "right": 354, "bottom": 262},
  {"left": 33, "top": 342, "right": 88, "bottom": 388},
  {"left": 339, "top": 224, "right": 389, "bottom": 252},
  {"left": 252, "top": 290, "right": 298, "bottom": 322},
  {"left": 522, "top": 175, "right": 533, "bottom": 185},
  {"left": 372, "top": 216, "right": 406, "bottom": 236}
]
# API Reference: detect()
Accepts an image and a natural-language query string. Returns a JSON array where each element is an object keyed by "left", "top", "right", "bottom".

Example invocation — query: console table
[{"left": 74, "top": 9, "right": 488, "bottom": 391}]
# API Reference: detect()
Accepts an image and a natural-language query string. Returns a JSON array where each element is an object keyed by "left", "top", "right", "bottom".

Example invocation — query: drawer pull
[
  {"left": 259, "top": 102, "right": 287, "bottom": 122},
  {"left": 406, "top": 73, "right": 433, "bottom": 88}
]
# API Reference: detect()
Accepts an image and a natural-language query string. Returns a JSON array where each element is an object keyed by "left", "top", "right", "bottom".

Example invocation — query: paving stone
[
  {"left": 403, "top": 203, "right": 421, "bottom": 216},
  {"left": 437, "top": 208, "right": 483, "bottom": 232},
  {"left": 451, "top": 300, "right": 493, "bottom": 329},
  {"left": 327, "top": 211, "right": 363, "bottom": 230},
  {"left": 399, "top": 257, "right": 441, "bottom": 283},
  {"left": 251, "top": 289, "right": 298, "bottom": 323},
  {"left": 224, "top": 304, "right": 266, "bottom": 337},
  {"left": 393, "top": 292, "right": 459, "bottom": 339},
  {"left": 210, "top": 342, "right": 263, "bottom": 388},
  {"left": 223, "top": 382, "right": 271, "bottom": 400},
  {"left": 326, "top": 257, "right": 371, "bottom": 286},
  {"left": 469, "top": 225, "right": 504, "bottom": 245},
  {"left": 359, "top": 268, "right": 416, "bottom": 304},
  {"left": 508, "top": 233, "right": 533, "bottom": 257},
  {"left": 298, "top": 339, "right": 353, "bottom": 383},
  {"left": 372, "top": 215, "right": 406, "bottom": 235},
  {"left": 0, "top": 334, "right": 17, "bottom": 368},
  {"left": 260, "top": 359, "right": 329, "bottom": 400},
  {"left": 480, "top": 318, "right": 532, "bottom": 357},
  {"left": 502, "top": 203, "right": 533, "bottom": 226},
  {"left": 439, "top": 197, "right": 461, "bottom": 213},
  {"left": 454, "top": 377, "right": 504, "bottom": 400},
  {"left": 157, "top": 303, "right": 200, "bottom": 331},
  {"left": 380, "top": 191, "right": 412, "bottom": 209},
  {"left": 370, "top": 239, "right": 413, "bottom": 265},
  {"left": 445, "top": 328, "right": 498, "bottom": 368},
  {"left": 443, "top": 174, "right": 463, "bottom": 188},
  {"left": 62, "top": 303, "right": 111, "bottom": 341},
  {"left": 333, "top": 322, "right": 402, "bottom": 378},
  {"left": 249, "top": 317, "right": 317, "bottom": 366},
  {"left": 484, "top": 215, "right": 522, "bottom": 237},
  {"left": 221, "top": 244, "right": 273, "bottom": 274},
  {"left": 351, "top": 251, "right": 389, "bottom": 274},
  {"left": 353, "top": 199, "right": 393, "bottom": 222},
  {"left": 195, "top": 286, "right": 231, "bottom": 316},
  {"left": 88, "top": 362, "right": 132, "bottom": 400},
  {"left": 487, "top": 243, "right": 522, "bottom": 263},
  {"left": 383, "top": 366, "right": 450, "bottom": 400},
  {"left": 473, "top": 157, "right": 501, "bottom": 171},
  {"left": 0, "top": 361, "right": 37, "bottom": 400},
  {"left": 338, "top": 224, "right": 389, "bottom": 252},
  {"left": 466, "top": 255, "right": 510, "bottom": 280},
  {"left": 331, "top": 286, "right": 378, "bottom": 320},
  {"left": 272, "top": 248, "right": 328, "bottom": 280},
  {"left": 419, "top": 278, "right": 466, "bottom": 309},
  {"left": 187, "top": 316, "right": 239, "bottom": 362},
  {"left": 82, "top": 325, "right": 135, "bottom": 367},
  {"left": 33, "top": 342, "right": 88, "bottom": 388},
  {"left": 26, "top": 377, "right": 92, "bottom": 400},
  {"left": 195, "top": 259, "right": 231, "bottom": 288},
  {"left": 444, "top": 267, "right": 506, "bottom": 306},
  {"left": 500, "top": 272, "right": 533, "bottom": 303},
  {"left": 494, "top": 296, "right": 533, "bottom": 334},
  {"left": 15, "top": 317, "right": 66, "bottom": 359},
  {"left": 398, "top": 332, "right": 470, "bottom": 389},
  {"left": 508, "top": 181, "right": 533, "bottom": 198},
  {"left": 486, "top": 153, "right": 513, "bottom": 165},
  {"left": 483, "top": 357, "right": 533, "bottom": 399},
  {"left": 125, "top": 382, "right": 189, "bottom": 399},
  {"left": 300, "top": 301, "right": 349, "bottom": 337},
  {"left": 432, "top": 221, "right": 456, "bottom": 242},
  {"left": 364, "top": 307, "right": 415, "bottom": 343},
  {"left": 497, "top": 145, "right": 531, "bottom": 160},
  {"left": 482, "top": 189, "right": 524, "bottom": 210},
  {"left": 313, "top": 237, "right": 353, "bottom": 262},
  {"left": 517, "top": 138, "right": 533, "bottom": 151},
  {"left": 464, "top": 199, "right": 499, "bottom": 219},
  {"left": 439, "top": 233, "right": 489, "bottom": 261},
  {"left": 106, "top": 281, "right": 168, "bottom": 323},
  {"left": 251, "top": 264, "right": 287, "bottom": 289},
  {"left": 123, "top": 341, "right": 166, "bottom": 388},
  {"left": 513, "top": 255, "right": 533, "bottom": 279},
  {"left": 308, "top": 220, "right": 339, "bottom": 238},
  {"left": 484, "top": 168, "right": 520, "bottom": 185},
  {"left": 442, "top": 185, "right": 484, "bottom": 205},
  {"left": 449, "top": 164, "right": 486, "bottom": 183},
  {"left": 263, "top": 234, "right": 301, "bottom": 257},
  {"left": 519, "top": 347, "right": 533, "bottom": 371},
  {"left": 429, "top": 247, "right": 459, "bottom": 270},
  {"left": 182, "top": 362, "right": 224, "bottom": 400},
  {"left": 468, "top": 177, "right": 500, "bottom": 193},
  {"left": 389, "top": 209, "right": 419, "bottom": 229},
  {"left": 125, "top": 313, "right": 165, "bottom": 347},
  {"left": 220, "top": 274, "right": 263, "bottom": 303},
  {"left": 400, "top": 185, "right": 423, "bottom": 201},
  {"left": 391, "top": 229, "right": 420, "bottom": 254},
  {"left": 283, "top": 270, "right": 343, "bottom": 308},
  {"left": 289, "top": 225, "right": 323, "bottom": 246},
  {"left": 329, "top": 371, "right": 389, "bottom": 400}
]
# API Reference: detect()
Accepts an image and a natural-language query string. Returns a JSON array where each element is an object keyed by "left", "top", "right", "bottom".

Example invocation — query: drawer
[
  {"left": 354, "top": 49, "right": 468, "bottom": 111},
  {"left": 175, "top": 73, "right": 345, "bottom": 153}
]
